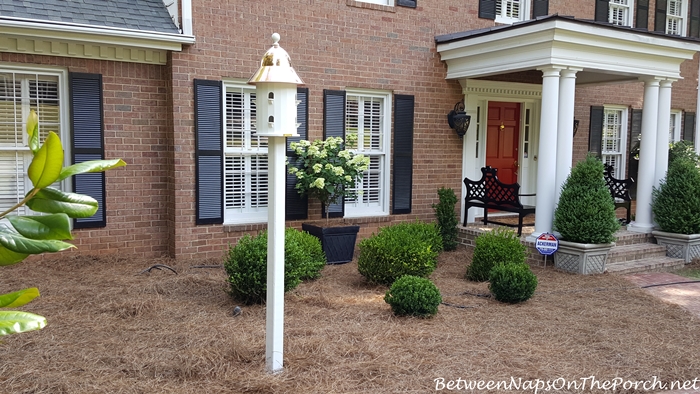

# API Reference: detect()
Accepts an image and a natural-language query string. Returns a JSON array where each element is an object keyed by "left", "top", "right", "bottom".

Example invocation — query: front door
[{"left": 486, "top": 101, "right": 520, "bottom": 185}]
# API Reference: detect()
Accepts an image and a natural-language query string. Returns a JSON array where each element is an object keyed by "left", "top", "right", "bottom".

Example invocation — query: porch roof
[{"left": 436, "top": 14, "right": 700, "bottom": 85}]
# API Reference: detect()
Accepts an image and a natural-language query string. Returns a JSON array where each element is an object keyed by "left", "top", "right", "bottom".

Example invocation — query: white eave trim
[{"left": 0, "top": 16, "right": 196, "bottom": 50}]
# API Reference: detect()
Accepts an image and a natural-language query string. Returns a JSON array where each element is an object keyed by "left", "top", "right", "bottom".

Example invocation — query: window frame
[
  {"left": 343, "top": 88, "right": 392, "bottom": 218},
  {"left": 601, "top": 105, "right": 628, "bottom": 179},
  {"left": 666, "top": 0, "right": 688, "bottom": 36},
  {"left": 495, "top": 0, "right": 531, "bottom": 24},
  {"left": 354, "top": 0, "right": 394, "bottom": 6},
  {"left": 609, "top": 0, "right": 635, "bottom": 27},
  {"left": 669, "top": 109, "right": 682, "bottom": 142},
  {"left": 222, "top": 80, "right": 269, "bottom": 225},
  {"left": 0, "top": 65, "right": 70, "bottom": 217}
]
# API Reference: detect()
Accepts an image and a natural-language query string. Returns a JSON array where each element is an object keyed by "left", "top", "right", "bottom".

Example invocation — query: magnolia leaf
[
  {"left": 8, "top": 214, "right": 73, "bottom": 240},
  {"left": 26, "top": 109, "right": 39, "bottom": 154},
  {"left": 0, "top": 244, "right": 29, "bottom": 266},
  {"left": 26, "top": 187, "right": 98, "bottom": 218},
  {"left": 27, "top": 132, "right": 64, "bottom": 189},
  {"left": 57, "top": 159, "right": 127, "bottom": 182},
  {"left": 0, "top": 227, "right": 74, "bottom": 255},
  {"left": 0, "top": 288, "right": 40, "bottom": 308},
  {"left": 0, "top": 311, "right": 47, "bottom": 336}
]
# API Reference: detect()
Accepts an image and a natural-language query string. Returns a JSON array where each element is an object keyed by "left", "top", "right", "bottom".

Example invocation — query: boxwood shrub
[
  {"left": 384, "top": 275, "right": 442, "bottom": 317},
  {"left": 357, "top": 221, "right": 441, "bottom": 285},
  {"left": 467, "top": 227, "right": 526, "bottom": 282},
  {"left": 224, "top": 228, "right": 326, "bottom": 304},
  {"left": 652, "top": 157, "right": 700, "bottom": 235},
  {"left": 488, "top": 263, "right": 538, "bottom": 304}
]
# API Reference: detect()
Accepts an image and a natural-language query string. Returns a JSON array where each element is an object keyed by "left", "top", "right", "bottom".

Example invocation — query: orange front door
[{"left": 485, "top": 101, "right": 520, "bottom": 185}]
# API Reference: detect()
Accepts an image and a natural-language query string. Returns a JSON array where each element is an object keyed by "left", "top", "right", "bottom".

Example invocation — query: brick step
[
  {"left": 606, "top": 256, "right": 685, "bottom": 275},
  {"left": 607, "top": 243, "right": 667, "bottom": 264},
  {"left": 613, "top": 230, "right": 656, "bottom": 246}
]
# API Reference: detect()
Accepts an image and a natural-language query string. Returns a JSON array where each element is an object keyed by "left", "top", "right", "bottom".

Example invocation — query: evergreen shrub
[
  {"left": 433, "top": 187, "right": 459, "bottom": 251},
  {"left": 384, "top": 275, "right": 442, "bottom": 317},
  {"left": 357, "top": 221, "right": 441, "bottom": 285},
  {"left": 652, "top": 157, "right": 700, "bottom": 234},
  {"left": 224, "top": 228, "right": 326, "bottom": 304},
  {"left": 467, "top": 227, "right": 526, "bottom": 282},
  {"left": 553, "top": 155, "right": 619, "bottom": 244},
  {"left": 488, "top": 263, "right": 538, "bottom": 304}
]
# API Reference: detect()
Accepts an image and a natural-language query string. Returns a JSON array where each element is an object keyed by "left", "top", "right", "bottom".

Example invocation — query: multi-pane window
[
  {"left": 609, "top": 0, "right": 632, "bottom": 26},
  {"left": 669, "top": 110, "right": 682, "bottom": 142},
  {"left": 495, "top": 0, "right": 530, "bottom": 23},
  {"left": 0, "top": 70, "right": 65, "bottom": 217},
  {"left": 223, "top": 83, "right": 268, "bottom": 224},
  {"left": 666, "top": 0, "right": 686, "bottom": 36},
  {"left": 344, "top": 91, "right": 390, "bottom": 217},
  {"left": 602, "top": 107, "right": 628, "bottom": 178}
]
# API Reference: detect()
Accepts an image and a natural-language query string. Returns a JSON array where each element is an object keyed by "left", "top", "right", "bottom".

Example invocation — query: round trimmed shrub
[
  {"left": 467, "top": 227, "right": 526, "bottom": 282},
  {"left": 224, "top": 229, "right": 326, "bottom": 304},
  {"left": 384, "top": 275, "right": 442, "bottom": 317},
  {"left": 652, "top": 157, "right": 700, "bottom": 235},
  {"left": 553, "top": 155, "right": 619, "bottom": 244},
  {"left": 488, "top": 263, "right": 538, "bottom": 304},
  {"left": 357, "top": 221, "right": 441, "bottom": 285}
]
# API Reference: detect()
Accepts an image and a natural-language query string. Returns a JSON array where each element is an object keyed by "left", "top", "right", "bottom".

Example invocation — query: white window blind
[
  {"left": 223, "top": 85, "right": 268, "bottom": 223},
  {"left": 602, "top": 108, "right": 627, "bottom": 178},
  {"left": 345, "top": 92, "right": 390, "bottom": 216},
  {"left": 667, "top": 0, "right": 685, "bottom": 35},
  {"left": 0, "top": 72, "right": 62, "bottom": 216},
  {"left": 496, "top": 0, "right": 521, "bottom": 20},
  {"left": 609, "top": 0, "right": 631, "bottom": 26}
]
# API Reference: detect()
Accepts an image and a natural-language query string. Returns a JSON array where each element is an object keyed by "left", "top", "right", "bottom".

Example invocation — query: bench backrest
[
  {"left": 464, "top": 166, "right": 524, "bottom": 208},
  {"left": 604, "top": 164, "right": 634, "bottom": 201}
]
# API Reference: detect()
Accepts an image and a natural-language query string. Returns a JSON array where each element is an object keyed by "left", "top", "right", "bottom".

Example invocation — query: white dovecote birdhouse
[{"left": 248, "top": 33, "right": 304, "bottom": 137}]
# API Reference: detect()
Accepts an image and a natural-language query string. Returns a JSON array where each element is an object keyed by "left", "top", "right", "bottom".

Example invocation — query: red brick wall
[{"left": 0, "top": 53, "right": 171, "bottom": 258}]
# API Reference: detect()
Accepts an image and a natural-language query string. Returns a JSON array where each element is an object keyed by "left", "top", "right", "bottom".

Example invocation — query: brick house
[{"left": 1, "top": 0, "right": 699, "bottom": 259}]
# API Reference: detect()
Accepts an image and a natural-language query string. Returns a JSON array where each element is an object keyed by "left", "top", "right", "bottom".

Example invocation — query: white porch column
[
  {"left": 654, "top": 79, "right": 673, "bottom": 189},
  {"left": 629, "top": 78, "right": 661, "bottom": 233},
  {"left": 554, "top": 68, "right": 580, "bottom": 203},
  {"left": 531, "top": 66, "right": 562, "bottom": 238}
]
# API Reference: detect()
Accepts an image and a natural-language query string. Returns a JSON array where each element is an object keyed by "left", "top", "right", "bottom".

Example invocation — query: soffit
[{"left": 436, "top": 15, "right": 700, "bottom": 85}]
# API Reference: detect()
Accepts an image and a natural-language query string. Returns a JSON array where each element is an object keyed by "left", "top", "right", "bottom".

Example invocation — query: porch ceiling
[{"left": 436, "top": 15, "right": 700, "bottom": 85}]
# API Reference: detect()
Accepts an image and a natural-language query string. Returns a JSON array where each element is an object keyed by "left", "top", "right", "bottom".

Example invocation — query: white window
[
  {"left": 666, "top": 0, "right": 687, "bottom": 36},
  {"left": 0, "top": 68, "right": 68, "bottom": 217},
  {"left": 495, "top": 0, "right": 531, "bottom": 24},
  {"left": 355, "top": 0, "right": 393, "bottom": 5},
  {"left": 344, "top": 90, "right": 391, "bottom": 217},
  {"left": 669, "top": 110, "right": 682, "bottom": 142},
  {"left": 602, "top": 107, "right": 628, "bottom": 178},
  {"left": 609, "top": 0, "right": 634, "bottom": 26},
  {"left": 223, "top": 82, "right": 268, "bottom": 224}
]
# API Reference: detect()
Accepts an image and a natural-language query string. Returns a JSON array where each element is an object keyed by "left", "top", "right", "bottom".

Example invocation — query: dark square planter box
[{"left": 302, "top": 223, "right": 360, "bottom": 265}]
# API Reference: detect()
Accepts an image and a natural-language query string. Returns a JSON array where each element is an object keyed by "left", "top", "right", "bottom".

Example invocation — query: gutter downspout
[
  {"left": 696, "top": 55, "right": 700, "bottom": 154},
  {"left": 182, "top": 0, "right": 193, "bottom": 37}
]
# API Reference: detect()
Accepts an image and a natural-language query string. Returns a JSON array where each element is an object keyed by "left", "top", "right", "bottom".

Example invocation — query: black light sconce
[
  {"left": 447, "top": 100, "right": 471, "bottom": 139},
  {"left": 573, "top": 119, "right": 580, "bottom": 137}
]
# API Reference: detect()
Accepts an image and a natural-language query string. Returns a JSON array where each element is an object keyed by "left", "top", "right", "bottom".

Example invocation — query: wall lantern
[
  {"left": 447, "top": 100, "right": 471, "bottom": 139},
  {"left": 573, "top": 119, "right": 580, "bottom": 137}
]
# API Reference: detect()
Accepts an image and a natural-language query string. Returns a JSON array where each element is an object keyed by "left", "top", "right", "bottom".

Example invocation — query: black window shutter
[
  {"left": 323, "top": 90, "right": 346, "bottom": 218},
  {"left": 194, "top": 79, "right": 224, "bottom": 225},
  {"left": 630, "top": 109, "right": 643, "bottom": 154},
  {"left": 691, "top": 0, "right": 700, "bottom": 37},
  {"left": 397, "top": 0, "right": 417, "bottom": 8},
  {"left": 479, "top": 0, "right": 496, "bottom": 20},
  {"left": 70, "top": 73, "right": 106, "bottom": 229},
  {"left": 636, "top": 0, "right": 649, "bottom": 29},
  {"left": 532, "top": 0, "right": 549, "bottom": 18},
  {"left": 286, "top": 87, "right": 309, "bottom": 220},
  {"left": 655, "top": 0, "right": 668, "bottom": 32},
  {"left": 588, "top": 106, "right": 604, "bottom": 157},
  {"left": 392, "top": 95, "right": 414, "bottom": 215},
  {"left": 683, "top": 111, "right": 696, "bottom": 142},
  {"left": 595, "top": 0, "right": 610, "bottom": 22}
]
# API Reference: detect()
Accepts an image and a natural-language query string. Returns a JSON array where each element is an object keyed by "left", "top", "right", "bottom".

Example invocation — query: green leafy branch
[{"left": 0, "top": 110, "right": 126, "bottom": 336}]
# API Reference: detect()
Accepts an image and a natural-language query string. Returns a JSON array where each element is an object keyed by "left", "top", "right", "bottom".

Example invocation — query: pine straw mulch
[{"left": 1, "top": 247, "right": 700, "bottom": 394}]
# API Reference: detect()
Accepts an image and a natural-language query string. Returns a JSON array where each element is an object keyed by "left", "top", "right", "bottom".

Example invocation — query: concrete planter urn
[
  {"left": 652, "top": 231, "right": 700, "bottom": 263},
  {"left": 553, "top": 240, "right": 615, "bottom": 275}
]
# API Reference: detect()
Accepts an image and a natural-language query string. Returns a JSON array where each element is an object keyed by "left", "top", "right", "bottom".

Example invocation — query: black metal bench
[
  {"left": 604, "top": 164, "right": 634, "bottom": 224},
  {"left": 463, "top": 166, "right": 535, "bottom": 236}
]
